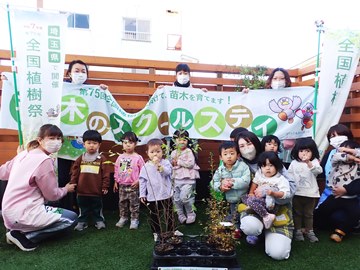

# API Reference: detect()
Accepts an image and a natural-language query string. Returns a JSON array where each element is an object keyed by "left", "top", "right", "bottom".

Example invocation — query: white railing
[{"left": 123, "top": 31, "right": 151, "bottom": 42}]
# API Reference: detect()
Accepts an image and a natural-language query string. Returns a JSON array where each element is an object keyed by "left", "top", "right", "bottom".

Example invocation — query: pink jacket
[
  {"left": 114, "top": 153, "right": 144, "bottom": 185},
  {"left": 0, "top": 149, "right": 67, "bottom": 232},
  {"left": 170, "top": 148, "right": 200, "bottom": 180}
]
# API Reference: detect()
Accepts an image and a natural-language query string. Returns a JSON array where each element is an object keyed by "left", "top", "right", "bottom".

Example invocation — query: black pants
[
  {"left": 77, "top": 195, "right": 104, "bottom": 223},
  {"left": 147, "top": 198, "right": 175, "bottom": 234},
  {"left": 314, "top": 195, "right": 360, "bottom": 234}
]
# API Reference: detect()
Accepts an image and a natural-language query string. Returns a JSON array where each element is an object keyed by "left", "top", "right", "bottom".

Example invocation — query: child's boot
[
  {"left": 294, "top": 229, "right": 304, "bottom": 241},
  {"left": 178, "top": 214, "right": 186, "bottom": 224},
  {"left": 330, "top": 229, "right": 346, "bottom": 243},
  {"left": 246, "top": 235, "right": 259, "bottom": 245},
  {"left": 263, "top": 213, "right": 275, "bottom": 229},
  {"left": 186, "top": 212, "right": 196, "bottom": 224},
  {"left": 305, "top": 230, "right": 319, "bottom": 242},
  {"left": 175, "top": 201, "right": 187, "bottom": 224},
  {"left": 184, "top": 203, "right": 196, "bottom": 224}
]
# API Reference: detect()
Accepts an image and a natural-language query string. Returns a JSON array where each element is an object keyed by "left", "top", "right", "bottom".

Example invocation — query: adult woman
[
  {"left": 158, "top": 63, "right": 207, "bottom": 91},
  {"left": 0, "top": 124, "right": 77, "bottom": 251},
  {"left": 265, "top": 67, "right": 292, "bottom": 89},
  {"left": 58, "top": 60, "right": 108, "bottom": 210},
  {"left": 266, "top": 68, "right": 294, "bottom": 168},
  {"left": 243, "top": 68, "right": 294, "bottom": 168},
  {"left": 314, "top": 124, "right": 360, "bottom": 241},
  {"left": 236, "top": 131, "right": 296, "bottom": 260}
]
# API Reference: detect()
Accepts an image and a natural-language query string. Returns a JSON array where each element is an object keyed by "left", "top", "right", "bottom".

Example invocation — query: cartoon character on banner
[
  {"left": 295, "top": 102, "right": 314, "bottom": 130},
  {"left": 71, "top": 136, "right": 84, "bottom": 149},
  {"left": 269, "top": 96, "right": 302, "bottom": 124},
  {"left": 46, "top": 105, "right": 60, "bottom": 118}
]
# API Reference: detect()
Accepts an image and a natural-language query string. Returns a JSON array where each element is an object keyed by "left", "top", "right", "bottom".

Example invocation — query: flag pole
[
  {"left": 6, "top": 4, "right": 23, "bottom": 146},
  {"left": 313, "top": 20, "right": 325, "bottom": 139}
]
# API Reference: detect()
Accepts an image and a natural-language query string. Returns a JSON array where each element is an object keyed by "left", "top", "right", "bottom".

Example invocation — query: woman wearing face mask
[
  {"left": 266, "top": 68, "right": 294, "bottom": 169},
  {"left": 265, "top": 67, "right": 292, "bottom": 90},
  {"left": 157, "top": 63, "right": 207, "bottom": 91},
  {"left": 236, "top": 131, "right": 296, "bottom": 260},
  {"left": 0, "top": 124, "right": 77, "bottom": 251},
  {"left": 243, "top": 68, "right": 294, "bottom": 168},
  {"left": 65, "top": 60, "right": 108, "bottom": 89},
  {"left": 314, "top": 124, "right": 360, "bottom": 235},
  {"left": 58, "top": 60, "right": 108, "bottom": 210}
]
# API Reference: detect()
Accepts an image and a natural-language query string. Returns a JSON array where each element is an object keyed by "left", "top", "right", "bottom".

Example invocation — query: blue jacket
[{"left": 212, "top": 160, "right": 251, "bottom": 203}]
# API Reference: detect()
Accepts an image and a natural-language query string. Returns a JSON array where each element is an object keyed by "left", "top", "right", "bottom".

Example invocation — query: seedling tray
[{"left": 151, "top": 235, "right": 241, "bottom": 270}]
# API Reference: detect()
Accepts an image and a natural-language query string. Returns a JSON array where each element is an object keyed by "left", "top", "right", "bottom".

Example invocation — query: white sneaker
[
  {"left": 174, "top": 230, "right": 184, "bottom": 236},
  {"left": 74, "top": 222, "right": 88, "bottom": 231},
  {"left": 129, "top": 219, "right": 139, "bottom": 230},
  {"left": 153, "top": 233, "right": 159, "bottom": 242},
  {"left": 95, "top": 221, "right": 106, "bottom": 230},
  {"left": 115, "top": 217, "right": 128, "bottom": 228}
]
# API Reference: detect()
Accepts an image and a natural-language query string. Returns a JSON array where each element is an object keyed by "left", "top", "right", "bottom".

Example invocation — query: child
[
  {"left": 288, "top": 138, "right": 322, "bottom": 242},
  {"left": 261, "top": 135, "right": 281, "bottom": 154},
  {"left": 212, "top": 141, "right": 251, "bottom": 227},
  {"left": 113, "top": 132, "right": 144, "bottom": 229},
  {"left": 0, "top": 124, "right": 77, "bottom": 251},
  {"left": 316, "top": 140, "right": 360, "bottom": 242},
  {"left": 139, "top": 138, "right": 174, "bottom": 241},
  {"left": 71, "top": 130, "right": 110, "bottom": 231},
  {"left": 170, "top": 129, "right": 200, "bottom": 224},
  {"left": 242, "top": 151, "right": 291, "bottom": 229}
]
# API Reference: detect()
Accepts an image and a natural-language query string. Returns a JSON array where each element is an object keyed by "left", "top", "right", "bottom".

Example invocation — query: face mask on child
[
  {"left": 329, "top": 135, "right": 348, "bottom": 149},
  {"left": 42, "top": 139, "right": 62, "bottom": 153},
  {"left": 71, "top": 73, "right": 87, "bottom": 85},
  {"left": 240, "top": 145, "right": 256, "bottom": 160},
  {"left": 176, "top": 74, "right": 190, "bottom": 85},
  {"left": 271, "top": 81, "right": 286, "bottom": 89}
]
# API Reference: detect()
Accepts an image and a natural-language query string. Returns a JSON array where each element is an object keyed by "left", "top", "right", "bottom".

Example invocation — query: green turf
[{"left": 0, "top": 202, "right": 359, "bottom": 270}]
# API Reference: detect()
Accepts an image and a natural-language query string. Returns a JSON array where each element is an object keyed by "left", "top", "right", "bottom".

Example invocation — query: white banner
[
  {"left": 56, "top": 83, "right": 316, "bottom": 159},
  {"left": 315, "top": 29, "right": 360, "bottom": 155},
  {"left": 0, "top": 72, "right": 17, "bottom": 129},
  {"left": 12, "top": 10, "right": 67, "bottom": 143},
  {"left": 2, "top": 80, "right": 351, "bottom": 161}
]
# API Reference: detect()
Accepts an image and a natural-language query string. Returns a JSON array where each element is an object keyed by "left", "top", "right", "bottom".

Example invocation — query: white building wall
[{"left": 0, "top": 0, "right": 187, "bottom": 62}]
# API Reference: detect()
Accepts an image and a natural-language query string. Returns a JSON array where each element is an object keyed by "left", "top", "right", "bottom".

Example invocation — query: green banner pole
[
  {"left": 313, "top": 20, "right": 325, "bottom": 139},
  {"left": 6, "top": 4, "right": 23, "bottom": 146}
]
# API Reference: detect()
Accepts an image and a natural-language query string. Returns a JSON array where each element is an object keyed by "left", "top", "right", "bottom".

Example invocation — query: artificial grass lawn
[{"left": 0, "top": 202, "right": 359, "bottom": 270}]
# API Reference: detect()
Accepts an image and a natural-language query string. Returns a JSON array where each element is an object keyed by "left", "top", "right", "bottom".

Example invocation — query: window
[
  {"left": 167, "top": 34, "right": 182, "bottom": 51},
  {"left": 67, "top": 13, "right": 90, "bottom": 29},
  {"left": 123, "top": 18, "right": 151, "bottom": 42}
]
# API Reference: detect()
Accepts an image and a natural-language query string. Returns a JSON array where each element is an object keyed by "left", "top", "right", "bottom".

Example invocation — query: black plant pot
[{"left": 151, "top": 235, "right": 241, "bottom": 270}]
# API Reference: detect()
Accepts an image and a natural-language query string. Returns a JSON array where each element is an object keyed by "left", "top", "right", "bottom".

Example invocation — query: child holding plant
[
  {"left": 170, "top": 129, "right": 200, "bottom": 224},
  {"left": 212, "top": 141, "right": 251, "bottom": 231},
  {"left": 139, "top": 138, "right": 174, "bottom": 241}
]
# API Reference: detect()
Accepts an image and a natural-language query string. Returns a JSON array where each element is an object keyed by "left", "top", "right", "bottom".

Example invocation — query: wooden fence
[{"left": 0, "top": 49, "right": 359, "bottom": 170}]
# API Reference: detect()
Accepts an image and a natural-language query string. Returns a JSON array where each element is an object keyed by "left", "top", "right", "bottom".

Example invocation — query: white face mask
[
  {"left": 271, "top": 81, "right": 286, "bottom": 89},
  {"left": 71, "top": 73, "right": 87, "bottom": 85},
  {"left": 42, "top": 139, "right": 62, "bottom": 153},
  {"left": 177, "top": 74, "right": 190, "bottom": 85},
  {"left": 240, "top": 145, "right": 256, "bottom": 160},
  {"left": 329, "top": 135, "right": 348, "bottom": 149}
]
